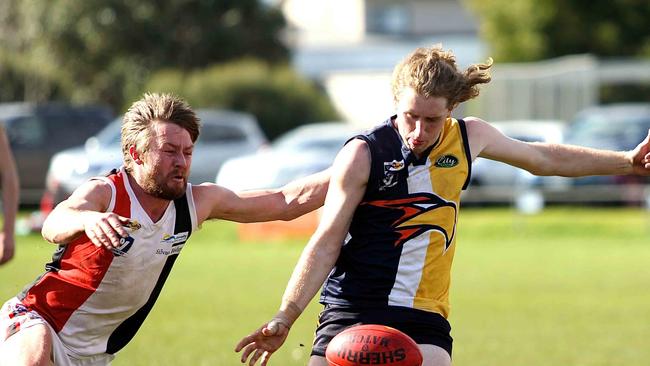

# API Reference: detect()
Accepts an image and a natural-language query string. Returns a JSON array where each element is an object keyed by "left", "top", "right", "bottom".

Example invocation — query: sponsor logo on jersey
[
  {"left": 379, "top": 159, "right": 406, "bottom": 191},
  {"left": 111, "top": 236, "right": 135, "bottom": 257},
  {"left": 434, "top": 154, "right": 459, "bottom": 168},
  {"left": 155, "top": 246, "right": 184, "bottom": 256},
  {"left": 160, "top": 232, "right": 189, "bottom": 246}
]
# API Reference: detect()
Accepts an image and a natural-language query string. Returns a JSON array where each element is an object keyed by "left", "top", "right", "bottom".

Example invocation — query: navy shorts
[{"left": 311, "top": 304, "right": 453, "bottom": 358}]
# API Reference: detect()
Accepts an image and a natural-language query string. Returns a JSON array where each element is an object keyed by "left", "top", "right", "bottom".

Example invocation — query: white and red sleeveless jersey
[{"left": 18, "top": 167, "right": 198, "bottom": 357}]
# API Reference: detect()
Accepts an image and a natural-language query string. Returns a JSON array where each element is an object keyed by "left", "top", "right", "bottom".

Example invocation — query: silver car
[
  {"left": 43, "top": 109, "right": 267, "bottom": 211},
  {"left": 216, "top": 122, "right": 361, "bottom": 190}
]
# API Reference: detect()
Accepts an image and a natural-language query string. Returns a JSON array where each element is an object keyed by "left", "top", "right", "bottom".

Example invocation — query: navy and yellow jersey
[{"left": 319, "top": 116, "right": 471, "bottom": 318}]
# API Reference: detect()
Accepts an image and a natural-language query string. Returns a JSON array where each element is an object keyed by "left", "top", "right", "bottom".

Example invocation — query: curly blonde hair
[
  {"left": 121, "top": 93, "right": 200, "bottom": 173},
  {"left": 391, "top": 45, "right": 492, "bottom": 107}
]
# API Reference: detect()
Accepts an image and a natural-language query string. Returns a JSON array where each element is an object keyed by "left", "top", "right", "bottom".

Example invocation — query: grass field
[{"left": 1, "top": 207, "right": 650, "bottom": 365}]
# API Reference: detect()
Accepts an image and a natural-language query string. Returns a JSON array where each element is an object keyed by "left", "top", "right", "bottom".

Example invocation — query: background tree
[
  {"left": 0, "top": 0, "right": 288, "bottom": 109},
  {"left": 467, "top": 0, "right": 650, "bottom": 62},
  {"left": 146, "top": 59, "right": 340, "bottom": 140}
]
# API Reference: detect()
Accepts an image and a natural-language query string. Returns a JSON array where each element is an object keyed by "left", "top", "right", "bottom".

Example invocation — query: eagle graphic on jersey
[{"left": 363, "top": 193, "right": 457, "bottom": 253}]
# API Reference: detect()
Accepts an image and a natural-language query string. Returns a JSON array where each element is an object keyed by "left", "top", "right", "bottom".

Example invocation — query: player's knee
[
  {"left": 308, "top": 355, "right": 330, "bottom": 366},
  {"left": 0, "top": 324, "right": 53, "bottom": 366},
  {"left": 419, "top": 344, "right": 452, "bottom": 366}
]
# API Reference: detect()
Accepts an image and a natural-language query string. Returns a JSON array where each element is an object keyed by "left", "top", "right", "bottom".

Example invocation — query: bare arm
[
  {"left": 466, "top": 117, "right": 650, "bottom": 177},
  {"left": 193, "top": 168, "right": 331, "bottom": 225},
  {"left": 41, "top": 179, "right": 131, "bottom": 249},
  {"left": 0, "top": 126, "right": 19, "bottom": 265},
  {"left": 235, "top": 139, "right": 371, "bottom": 366}
]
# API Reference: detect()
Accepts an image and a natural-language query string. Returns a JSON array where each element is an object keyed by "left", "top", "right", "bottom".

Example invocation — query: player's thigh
[
  {"left": 420, "top": 344, "right": 451, "bottom": 366},
  {"left": 308, "top": 355, "right": 330, "bottom": 366},
  {"left": 0, "top": 323, "right": 53, "bottom": 366}
]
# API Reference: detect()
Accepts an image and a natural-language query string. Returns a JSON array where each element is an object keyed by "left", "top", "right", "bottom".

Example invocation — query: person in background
[
  {"left": 0, "top": 124, "right": 19, "bottom": 265},
  {"left": 236, "top": 44, "right": 650, "bottom": 366}
]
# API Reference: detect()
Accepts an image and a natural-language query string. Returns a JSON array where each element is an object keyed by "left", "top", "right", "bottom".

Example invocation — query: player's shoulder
[
  {"left": 191, "top": 182, "right": 230, "bottom": 199},
  {"left": 57, "top": 178, "right": 114, "bottom": 212},
  {"left": 76, "top": 178, "right": 113, "bottom": 199},
  {"left": 191, "top": 182, "right": 247, "bottom": 223},
  {"left": 338, "top": 138, "right": 371, "bottom": 165},
  {"left": 462, "top": 116, "right": 489, "bottom": 126},
  {"left": 463, "top": 116, "right": 499, "bottom": 137}
]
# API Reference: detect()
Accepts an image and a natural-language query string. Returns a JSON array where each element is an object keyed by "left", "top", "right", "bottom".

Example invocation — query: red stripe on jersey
[{"left": 22, "top": 171, "right": 132, "bottom": 332}]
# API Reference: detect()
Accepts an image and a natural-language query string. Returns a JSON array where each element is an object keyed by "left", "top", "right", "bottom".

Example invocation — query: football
[{"left": 325, "top": 324, "right": 423, "bottom": 366}]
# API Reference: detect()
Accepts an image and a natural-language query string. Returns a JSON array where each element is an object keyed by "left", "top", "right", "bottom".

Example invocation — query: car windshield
[
  {"left": 272, "top": 126, "right": 352, "bottom": 153},
  {"left": 93, "top": 119, "right": 122, "bottom": 147},
  {"left": 566, "top": 114, "right": 650, "bottom": 149}
]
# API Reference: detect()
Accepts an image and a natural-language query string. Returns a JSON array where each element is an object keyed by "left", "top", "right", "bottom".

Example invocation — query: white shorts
[{"left": 0, "top": 298, "right": 114, "bottom": 366}]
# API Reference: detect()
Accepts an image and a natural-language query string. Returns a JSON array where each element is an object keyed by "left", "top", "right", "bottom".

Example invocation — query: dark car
[
  {"left": 534, "top": 103, "right": 650, "bottom": 204},
  {"left": 0, "top": 102, "right": 114, "bottom": 205}
]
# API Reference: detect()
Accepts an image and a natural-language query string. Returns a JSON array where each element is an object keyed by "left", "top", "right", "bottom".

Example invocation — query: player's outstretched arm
[
  {"left": 235, "top": 139, "right": 370, "bottom": 366},
  {"left": 194, "top": 168, "right": 331, "bottom": 224},
  {"left": 42, "top": 180, "right": 131, "bottom": 249},
  {"left": 466, "top": 117, "right": 650, "bottom": 177},
  {"left": 627, "top": 128, "right": 650, "bottom": 174}
]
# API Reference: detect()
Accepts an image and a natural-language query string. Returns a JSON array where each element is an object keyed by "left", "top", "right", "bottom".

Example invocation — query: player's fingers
[
  {"left": 260, "top": 352, "right": 272, "bottom": 366},
  {"left": 87, "top": 227, "right": 110, "bottom": 248},
  {"left": 102, "top": 226, "right": 122, "bottom": 248},
  {"left": 106, "top": 215, "right": 130, "bottom": 238},
  {"left": 249, "top": 349, "right": 264, "bottom": 366},
  {"left": 240, "top": 343, "right": 257, "bottom": 363},
  {"left": 235, "top": 335, "right": 254, "bottom": 352}
]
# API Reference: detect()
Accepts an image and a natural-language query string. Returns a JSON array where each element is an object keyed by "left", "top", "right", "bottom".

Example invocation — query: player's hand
[
  {"left": 628, "top": 128, "right": 650, "bottom": 174},
  {"left": 0, "top": 232, "right": 15, "bottom": 265},
  {"left": 82, "top": 212, "right": 132, "bottom": 250},
  {"left": 235, "top": 317, "right": 291, "bottom": 366}
]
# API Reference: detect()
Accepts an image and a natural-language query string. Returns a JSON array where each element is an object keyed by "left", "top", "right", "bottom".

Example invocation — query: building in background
[
  {"left": 277, "top": 0, "right": 650, "bottom": 127},
  {"left": 280, "top": 0, "right": 484, "bottom": 126}
]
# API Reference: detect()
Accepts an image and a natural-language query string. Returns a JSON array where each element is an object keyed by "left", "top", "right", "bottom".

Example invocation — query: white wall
[{"left": 282, "top": 0, "right": 365, "bottom": 45}]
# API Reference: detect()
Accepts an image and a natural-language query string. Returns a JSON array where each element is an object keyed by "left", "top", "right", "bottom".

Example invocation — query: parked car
[
  {"left": 42, "top": 109, "right": 267, "bottom": 212},
  {"left": 462, "top": 119, "right": 566, "bottom": 204},
  {"left": 0, "top": 102, "right": 114, "bottom": 205},
  {"left": 216, "top": 122, "right": 361, "bottom": 190},
  {"left": 531, "top": 103, "right": 650, "bottom": 205}
]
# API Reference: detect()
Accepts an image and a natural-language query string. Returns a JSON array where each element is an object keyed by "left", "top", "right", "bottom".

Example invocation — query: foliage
[
  {"left": 467, "top": 0, "right": 650, "bottom": 62},
  {"left": 0, "top": 0, "right": 287, "bottom": 108},
  {"left": 145, "top": 59, "right": 340, "bottom": 139}
]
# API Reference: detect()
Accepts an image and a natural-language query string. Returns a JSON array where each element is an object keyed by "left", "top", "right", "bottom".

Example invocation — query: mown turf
[{"left": 1, "top": 207, "right": 649, "bottom": 365}]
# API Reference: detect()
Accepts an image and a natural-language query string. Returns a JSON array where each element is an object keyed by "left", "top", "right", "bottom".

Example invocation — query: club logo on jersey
[
  {"left": 365, "top": 193, "right": 457, "bottom": 253},
  {"left": 111, "top": 235, "right": 135, "bottom": 257},
  {"left": 124, "top": 220, "right": 141, "bottom": 231},
  {"left": 434, "top": 154, "right": 459, "bottom": 168},
  {"left": 379, "top": 159, "right": 406, "bottom": 191}
]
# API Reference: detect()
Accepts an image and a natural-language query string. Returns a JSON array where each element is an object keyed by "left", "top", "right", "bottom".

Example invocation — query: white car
[
  {"left": 462, "top": 119, "right": 566, "bottom": 204},
  {"left": 216, "top": 122, "right": 361, "bottom": 190},
  {"left": 44, "top": 109, "right": 267, "bottom": 210}
]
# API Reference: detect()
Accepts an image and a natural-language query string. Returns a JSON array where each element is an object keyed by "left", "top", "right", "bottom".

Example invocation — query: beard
[{"left": 141, "top": 167, "right": 187, "bottom": 200}]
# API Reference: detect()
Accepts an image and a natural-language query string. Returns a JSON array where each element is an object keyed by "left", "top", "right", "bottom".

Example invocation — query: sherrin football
[{"left": 325, "top": 324, "right": 423, "bottom": 366}]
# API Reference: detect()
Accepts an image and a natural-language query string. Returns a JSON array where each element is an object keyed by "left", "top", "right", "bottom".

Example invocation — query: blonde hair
[
  {"left": 121, "top": 93, "right": 200, "bottom": 173},
  {"left": 391, "top": 45, "right": 493, "bottom": 107}
]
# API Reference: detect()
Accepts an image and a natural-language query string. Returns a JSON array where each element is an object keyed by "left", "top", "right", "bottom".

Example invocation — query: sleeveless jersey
[
  {"left": 18, "top": 167, "right": 198, "bottom": 357},
  {"left": 320, "top": 117, "right": 471, "bottom": 318}
]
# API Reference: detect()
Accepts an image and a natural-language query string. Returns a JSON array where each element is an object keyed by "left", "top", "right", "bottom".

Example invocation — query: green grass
[{"left": 1, "top": 207, "right": 650, "bottom": 365}]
